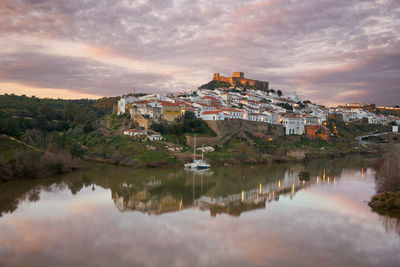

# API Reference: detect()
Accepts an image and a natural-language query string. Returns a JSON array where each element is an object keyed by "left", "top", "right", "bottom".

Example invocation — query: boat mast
[{"left": 193, "top": 134, "right": 196, "bottom": 161}]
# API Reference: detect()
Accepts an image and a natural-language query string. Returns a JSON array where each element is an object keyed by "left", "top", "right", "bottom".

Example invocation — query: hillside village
[
  {"left": 1, "top": 72, "right": 399, "bottom": 176},
  {"left": 117, "top": 72, "right": 400, "bottom": 142}
]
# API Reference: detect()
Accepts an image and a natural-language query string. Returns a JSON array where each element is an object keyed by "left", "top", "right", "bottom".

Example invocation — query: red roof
[
  {"left": 221, "top": 108, "right": 243, "bottom": 112},
  {"left": 159, "top": 101, "right": 181, "bottom": 107},
  {"left": 197, "top": 103, "right": 213, "bottom": 107},
  {"left": 175, "top": 100, "right": 191, "bottom": 107},
  {"left": 202, "top": 110, "right": 223, "bottom": 115},
  {"left": 203, "top": 96, "right": 218, "bottom": 101}
]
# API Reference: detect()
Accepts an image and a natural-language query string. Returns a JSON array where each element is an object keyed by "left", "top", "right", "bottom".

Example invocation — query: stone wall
[
  {"left": 186, "top": 119, "right": 284, "bottom": 147},
  {"left": 212, "top": 72, "right": 269, "bottom": 91},
  {"left": 133, "top": 117, "right": 150, "bottom": 130}
]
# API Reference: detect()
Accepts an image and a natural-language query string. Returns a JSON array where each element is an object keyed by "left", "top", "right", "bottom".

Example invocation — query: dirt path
[{"left": 1, "top": 134, "right": 44, "bottom": 153}]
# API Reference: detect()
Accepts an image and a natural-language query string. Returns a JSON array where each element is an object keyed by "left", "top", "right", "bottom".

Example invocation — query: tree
[
  {"left": 278, "top": 102, "right": 293, "bottom": 111},
  {"left": 277, "top": 90, "right": 282, "bottom": 97},
  {"left": 183, "top": 111, "right": 196, "bottom": 120},
  {"left": 150, "top": 123, "right": 166, "bottom": 134},
  {"left": 199, "top": 80, "right": 231, "bottom": 90},
  {"left": 37, "top": 103, "right": 56, "bottom": 120},
  {"left": 297, "top": 101, "right": 305, "bottom": 109},
  {"left": 83, "top": 123, "right": 94, "bottom": 134},
  {"left": 64, "top": 103, "right": 74, "bottom": 121},
  {"left": 70, "top": 142, "right": 84, "bottom": 158},
  {"left": 0, "top": 118, "right": 20, "bottom": 137}
]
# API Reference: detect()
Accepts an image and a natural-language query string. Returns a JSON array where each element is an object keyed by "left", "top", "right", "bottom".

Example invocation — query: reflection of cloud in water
[{"left": 1, "top": 157, "right": 400, "bottom": 266}]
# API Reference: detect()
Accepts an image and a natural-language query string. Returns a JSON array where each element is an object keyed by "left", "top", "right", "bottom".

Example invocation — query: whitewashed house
[
  {"left": 117, "top": 96, "right": 139, "bottom": 115},
  {"left": 200, "top": 110, "right": 226, "bottom": 121},
  {"left": 221, "top": 108, "right": 244, "bottom": 119},
  {"left": 123, "top": 129, "right": 147, "bottom": 137},
  {"left": 366, "top": 114, "right": 387, "bottom": 125},
  {"left": 147, "top": 134, "right": 163, "bottom": 141},
  {"left": 305, "top": 116, "right": 319, "bottom": 126},
  {"left": 281, "top": 115, "right": 305, "bottom": 135},
  {"left": 248, "top": 113, "right": 262, "bottom": 122}
]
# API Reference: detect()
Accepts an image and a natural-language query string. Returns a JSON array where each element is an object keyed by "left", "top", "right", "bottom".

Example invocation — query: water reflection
[
  {"left": 1, "top": 156, "right": 400, "bottom": 266},
  {"left": 0, "top": 156, "right": 379, "bottom": 218},
  {"left": 379, "top": 214, "right": 400, "bottom": 235},
  {"left": 103, "top": 160, "right": 370, "bottom": 217}
]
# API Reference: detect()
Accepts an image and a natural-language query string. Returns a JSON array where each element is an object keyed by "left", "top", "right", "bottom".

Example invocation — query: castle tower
[{"left": 233, "top": 72, "right": 244, "bottom": 78}]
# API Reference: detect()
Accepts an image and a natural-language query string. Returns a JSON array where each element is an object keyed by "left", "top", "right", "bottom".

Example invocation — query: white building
[
  {"left": 200, "top": 110, "right": 226, "bottom": 121},
  {"left": 117, "top": 96, "right": 139, "bottom": 115},
  {"left": 281, "top": 115, "right": 305, "bottom": 135},
  {"left": 123, "top": 129, "right": 147, "bottom": 136},
  {"left": 221, "top": 108, "right": 244, "bottom": 119},
  {"left": 366, "top": 114, "right": 387, "bottom": 125},
  {"left": 148, "top": 134, "right": 163, "bottom": 141},
  {"left": 248, "top": 113, "right": 263, "bottom": 122},
  {"left": 305, "top": 116, "right": 319, "bottom": 126}
]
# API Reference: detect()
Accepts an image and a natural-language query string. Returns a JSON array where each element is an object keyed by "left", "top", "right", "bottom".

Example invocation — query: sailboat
[{"left": 184, "top": 134, "right": 211, "bottom": 169}]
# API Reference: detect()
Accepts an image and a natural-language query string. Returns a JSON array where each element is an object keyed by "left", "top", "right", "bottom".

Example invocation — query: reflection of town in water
[
  {"left": 1, "top": 156, "right": 399, "bottom": 237},
  {"left": 108, "top": 158, "right": 369, "bottom": 217}
]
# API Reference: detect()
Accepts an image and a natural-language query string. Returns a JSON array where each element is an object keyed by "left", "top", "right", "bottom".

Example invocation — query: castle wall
[{"left": 213, "top": 72, "right": 269, "bottom": 91}]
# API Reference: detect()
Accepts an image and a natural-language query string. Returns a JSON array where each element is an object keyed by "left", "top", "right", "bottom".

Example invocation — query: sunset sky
[{"left": 0, "top": 0, "right": 399, "bottom": 106}]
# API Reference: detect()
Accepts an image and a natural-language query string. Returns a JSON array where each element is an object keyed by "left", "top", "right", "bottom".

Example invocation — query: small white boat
[
  {"left": 184, "top": 135, "right": 211, "bottom": 170},
  {"left": 184, "top": 159, "right": 211, "bottom": 169}
]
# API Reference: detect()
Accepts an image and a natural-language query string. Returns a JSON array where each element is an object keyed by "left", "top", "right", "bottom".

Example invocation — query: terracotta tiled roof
[
  {"left": 202, "top": 110, "right": 223, "bottom": 115},
  {"left": 221, "top": 108, "right": 243, "bottom": 112},
  {"left": 159, "top": 101, "right": 181, "bottom": 106}
]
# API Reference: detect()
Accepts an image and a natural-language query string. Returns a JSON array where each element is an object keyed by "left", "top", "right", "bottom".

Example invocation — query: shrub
[
  {"left": 373, "top": 145, "right": 400, "bottom": 193},
  {"left": 0, "top": 149, "right": 79, "bottom": 181}
]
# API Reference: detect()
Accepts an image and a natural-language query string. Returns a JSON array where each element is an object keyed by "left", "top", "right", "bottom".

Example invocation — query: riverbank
[
  {"left": 0, "top": 131, "right": 384, "bottom": 183},
  {"left": 0, "top": 114, "right": 395, "bottom": 182},
  {"left": 204, "top": 134, "right": 384, "bottom": 166},
  {"left": 0, "top": 149, "right": 80, "bottom": 182},
  {"left": 368, "top": 145, "right": 400, "bottom": 215}
]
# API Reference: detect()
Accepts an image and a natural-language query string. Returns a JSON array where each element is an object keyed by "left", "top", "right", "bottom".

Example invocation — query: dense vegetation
[
  {"left": 0, "top": 94, "right": 111, "bottom": 180},
  {"left": 0, "top": 94, "right": 106, "bottom": 139},
  {"left": 0, "top": 149, "right": 79, "bottom": 181},
  {"left": 369, "top": 145, "right": 400, "bottom": 214},
  {"left": 199, "top": 80, "right": 231, "bottom": 90},
  {"left": 93, "top": 96, "right": 120, "bottom": 110},
  {"left": 150, "top": 111, "right": 216, "bottom": 144},
  {"left": 277, "top": 102, "right": 293, "bottom": 111},
  {"left": 0, "top": 94, "right": 107, "bottom": 141}
]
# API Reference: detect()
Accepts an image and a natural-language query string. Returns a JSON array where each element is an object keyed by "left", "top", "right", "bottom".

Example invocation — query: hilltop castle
[{"left": 213, "top": 72, "right": 269, "bottom": 91}]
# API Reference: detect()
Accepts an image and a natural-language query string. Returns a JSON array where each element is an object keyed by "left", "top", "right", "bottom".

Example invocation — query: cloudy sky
[{"left": 0, "top": 0, "right": 399, "bottom": 106}]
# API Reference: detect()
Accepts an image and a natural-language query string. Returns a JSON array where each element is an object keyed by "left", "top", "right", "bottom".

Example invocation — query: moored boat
[{"left": 184, "top": 135, "right": 211, "bottom": 170}]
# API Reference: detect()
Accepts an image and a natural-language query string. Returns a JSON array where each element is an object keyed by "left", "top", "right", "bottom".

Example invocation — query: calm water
[{"left": 0, "top": 157, "right": 399, "bottom": 267}]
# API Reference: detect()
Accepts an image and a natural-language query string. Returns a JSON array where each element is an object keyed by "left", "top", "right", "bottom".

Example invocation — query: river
[{"left": 0, "top": 157, "right": 399, "bottom": 266}]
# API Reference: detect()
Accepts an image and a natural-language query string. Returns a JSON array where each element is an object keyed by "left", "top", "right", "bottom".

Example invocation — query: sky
[{"left": 0, "top": 0, "right": 399, "bottom": 106}]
